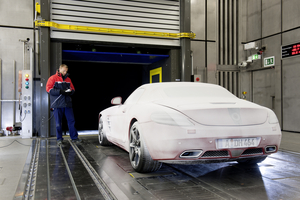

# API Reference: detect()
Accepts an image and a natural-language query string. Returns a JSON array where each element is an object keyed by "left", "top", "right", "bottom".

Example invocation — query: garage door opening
[
  {"left": 48, "top": 43, "right": 171, "bottom": 135},
  {"left": 64, "top": 61, "right": 144, "bottom": 131}
]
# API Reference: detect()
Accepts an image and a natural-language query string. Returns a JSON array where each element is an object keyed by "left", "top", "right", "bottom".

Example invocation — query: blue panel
[{"left": 62, "top": 50, "right": 169, "bottom": 65}]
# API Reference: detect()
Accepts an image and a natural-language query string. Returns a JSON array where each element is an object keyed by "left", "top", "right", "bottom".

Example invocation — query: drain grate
[
  {"left": 150, "top": 186, "right": 224, "bottom": 200},
  {"left": 136, "top": 175, "right": 227, "bottom": 200}
]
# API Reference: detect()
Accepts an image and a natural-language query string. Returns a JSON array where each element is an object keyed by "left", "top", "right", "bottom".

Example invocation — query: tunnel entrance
[
  {"left": 65, "top": 61, "right": 144, "bottom": 131},
  {"left": 58, "top": 43, "right": 170, "bottom": 132}
]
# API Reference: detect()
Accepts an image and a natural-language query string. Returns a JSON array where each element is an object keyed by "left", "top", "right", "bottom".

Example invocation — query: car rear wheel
[
  {"left": 98, "top": 117, "right": 112, "bottom": 146},
  {"left": 129, "top": 121, "right": 162, "bottom": 173},
  {"left": 237, "top": 156, "right": 267, "bottom": 165}
]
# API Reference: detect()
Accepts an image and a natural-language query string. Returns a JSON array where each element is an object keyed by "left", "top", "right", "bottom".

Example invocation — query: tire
[
  {"left": 98, "top": 117, "right": 112, "bottom": 146},
  {"left": 129, "top": 121, "right": 162, "bottom": 173},
  {"left": 237, "top": 156, "right": 267, "bottom": 165}
]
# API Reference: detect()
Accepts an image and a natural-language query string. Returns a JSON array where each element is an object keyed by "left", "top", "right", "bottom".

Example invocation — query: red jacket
[{"left": 46, "top": 71, "right": 75, "bottom": 108}]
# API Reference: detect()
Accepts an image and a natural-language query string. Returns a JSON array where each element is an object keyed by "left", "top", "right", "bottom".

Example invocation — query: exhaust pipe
[
  {"left": 265, "top": 146, "right": 277, "bottom": 153},
  {"left": 180, "top": 150, "right": 203, "bottom": 158}
]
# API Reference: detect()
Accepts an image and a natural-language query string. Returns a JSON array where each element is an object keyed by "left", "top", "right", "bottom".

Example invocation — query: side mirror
[{"left": 111, "top": 97, "right": 122, "bottom": 105}]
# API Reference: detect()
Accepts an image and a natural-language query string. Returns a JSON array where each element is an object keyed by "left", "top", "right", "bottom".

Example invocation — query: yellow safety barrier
[
  {"left": 150, "top": 67, "right": 162, "bottom": 83},
  {"left": 35, "top": 20, "right": 196, "bottom": 39},
  {"left": 35, "top": 3, "right": 40, "bottom": 14}
]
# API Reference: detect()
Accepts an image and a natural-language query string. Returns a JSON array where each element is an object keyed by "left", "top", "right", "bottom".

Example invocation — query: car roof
[
  {"left": 136, "top": 82, "right": 232, "bottom": 102},
  {"left": 139, "top": 82, "right": 223, "bottom": 90}
]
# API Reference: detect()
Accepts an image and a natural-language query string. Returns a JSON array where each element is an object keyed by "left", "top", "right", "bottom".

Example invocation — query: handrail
[{"left": 35, "top": 20, "right": 196, "bottom": 39}]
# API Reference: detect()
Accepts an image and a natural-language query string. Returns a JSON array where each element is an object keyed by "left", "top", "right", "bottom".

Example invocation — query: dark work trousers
[{"left": 54, "top": 107, "right": 78, "bottom": 141}]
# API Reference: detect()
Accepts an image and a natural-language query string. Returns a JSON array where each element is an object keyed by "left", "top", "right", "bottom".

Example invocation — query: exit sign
[{"left": 264, "top": 56, "right": 275, "bottom": 67}]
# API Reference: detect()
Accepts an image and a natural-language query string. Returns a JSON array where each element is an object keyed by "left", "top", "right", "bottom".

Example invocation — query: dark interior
[
  {"left": 64, "top": 61, "right": 144, "bottom": 130},
  {"left": 60, "top": 43, "right": 169, "bottom": 131}
]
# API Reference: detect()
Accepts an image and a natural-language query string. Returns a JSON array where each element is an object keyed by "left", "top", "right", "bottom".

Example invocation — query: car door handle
[{"left": 122, "top": 108, "right": 127, "bottom": 113}]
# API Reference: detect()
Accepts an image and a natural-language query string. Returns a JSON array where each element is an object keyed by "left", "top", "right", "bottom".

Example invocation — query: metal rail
[
  {"left": 35, "top": 20, "right": 196, "bottom": 39},
  {"left": 69, "top": 140, "right": 117, "bottom": 200},
  {"left": 24, "top": 139, "right": 40, "bottom": 200},
  {"left": 59, "top": 144, "right": 82, "bottom": 200},
  {"left": 0, "top": 59, "right": 2, "bottom": 131}
]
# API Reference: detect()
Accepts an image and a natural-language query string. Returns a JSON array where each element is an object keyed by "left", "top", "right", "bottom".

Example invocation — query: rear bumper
[
  {"left": 160, "top": 155, "right": 268, "bottom": 165},
  {"left": 140, "top": 121, "right": 282, "bottom": 161}
]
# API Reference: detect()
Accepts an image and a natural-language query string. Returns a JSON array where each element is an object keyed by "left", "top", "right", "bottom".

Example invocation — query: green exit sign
[
  {"left": 264, "top": 56, "right": 275, "bottom": 67},
  {"left": 252, "top": 54, "right": 261, "bottom": 60}
]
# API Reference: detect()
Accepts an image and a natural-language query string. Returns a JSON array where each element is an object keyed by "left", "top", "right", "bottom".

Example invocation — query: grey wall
[
  {"left": 191, "top": 0, "right": 217, "bottom": 84},
  {"left": 282, "top": 3, "right": 300, "bottom": 132},
  {"left": 240, "top": 0, "right": 300, "bottom": 132},
  {"left": 0, "top": 0, "right": 34, "bottom": 131},
  {"left": 2, "top": 0, "right": 300, "bottom": 133},
  {"left": 190, "top": 0, "right": 300, "bottom": 132}
]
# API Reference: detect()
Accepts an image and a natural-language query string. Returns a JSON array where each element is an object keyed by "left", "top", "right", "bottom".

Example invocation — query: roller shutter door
[{"left": 50, "top": 0, "right": 180, "bottom": 46}]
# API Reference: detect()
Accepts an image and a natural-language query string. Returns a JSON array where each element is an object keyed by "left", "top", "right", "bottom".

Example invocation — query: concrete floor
[
  {"left": 0, "top": 136, "right": 32, "bottom": 200},
  {"left": 0, "top": 131, "right": 299, "bottom": 200},
  {"left": 278, "top": 131, "right": 300, "bottom": 153}
]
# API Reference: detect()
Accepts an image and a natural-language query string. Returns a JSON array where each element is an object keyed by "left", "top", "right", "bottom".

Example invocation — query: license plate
[{"left": 216, "top": 137, "right": 261, "bottom": 149}]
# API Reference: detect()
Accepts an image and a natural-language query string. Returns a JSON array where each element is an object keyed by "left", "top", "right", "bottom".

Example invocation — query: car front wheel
[
  {"left": 129, "top": 121, "right": 162, "bottom": 173},
  {"left": 98, "top": 117, "right": 112, "bottom": 146}
]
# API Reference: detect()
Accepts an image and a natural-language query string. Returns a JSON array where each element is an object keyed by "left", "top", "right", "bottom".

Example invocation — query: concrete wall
[
  {"left": 190, "top": 0, "right": 217, "bottom": 84},
  {"left": 2, "top": 0, "right": 300, "bottom": 133},
  {"left": 0, "top": 0, "right": 34, "bottom": 131},
  {"left": 240, "top": 0, "right": 300, "bottom": 132},
  {"left": 191, "top": 0, "right": 300, "bottom": 132}
]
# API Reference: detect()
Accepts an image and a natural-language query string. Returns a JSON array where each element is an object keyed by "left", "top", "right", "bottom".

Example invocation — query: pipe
[
  {"left": 0, "top": 100, "right": 22, "bottom": 102},
  {"left": 13, "top": 60, "right": 16, "bottom": 125},
  {"left": 0, "top": 59, "right": 2, "bottom": 131},
  {"left": 30, "top": 47, "right": 33, "bottom": 71}
]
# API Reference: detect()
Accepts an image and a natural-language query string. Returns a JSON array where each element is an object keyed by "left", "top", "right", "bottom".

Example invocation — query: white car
[{"left": 98, "top": 82, "right": 282, "bottom": 173}]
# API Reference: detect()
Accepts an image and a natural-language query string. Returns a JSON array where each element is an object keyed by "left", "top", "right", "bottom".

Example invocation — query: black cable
[
  {"left": 20, "top": 112, "right": 27, "bottom": 122},
  {"left": 34, "top": 111, "right": 55, "bottom": 135},
  {"left": 34, "top": 94, "right": 61, "bottom": 135},
  {"left": 0, "top": 140, "right": 32, "bottom": 148}
]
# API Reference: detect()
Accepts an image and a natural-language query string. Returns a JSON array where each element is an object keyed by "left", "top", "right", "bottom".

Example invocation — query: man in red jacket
[{"left": 46, "top": 64, "right": 81, "bottom": 146}]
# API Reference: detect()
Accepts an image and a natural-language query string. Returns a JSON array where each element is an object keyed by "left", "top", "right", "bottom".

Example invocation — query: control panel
[{"left": 22, "top": 70, "right": 33, "bottom": 138}]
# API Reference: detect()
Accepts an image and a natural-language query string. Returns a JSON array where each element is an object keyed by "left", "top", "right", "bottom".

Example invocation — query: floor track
[{"left": 17, "top": 136, "right": 300, "bottom": 200}]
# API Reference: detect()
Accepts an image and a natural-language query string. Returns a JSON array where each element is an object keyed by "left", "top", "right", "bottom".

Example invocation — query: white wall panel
[
  {"left": 50, "top": 0, "right": 180, "bottom": 46},
  {"left": 191, "top": 0, "right": 205, "bottom": 40},
  {"left": 0, "top": 0, "right": 33, "bottom": 28},
  {"left": 282, "top": 29, "right": 300, "bottom": 132},
  {"left": 282, "top": 0, "right": 300, "bottom": 32},
  {"left": 262, "top": 0, "right": 281, "bottom": 37},
  {"left": 0, "top": 27, "right": 34, "bottom": 130}
]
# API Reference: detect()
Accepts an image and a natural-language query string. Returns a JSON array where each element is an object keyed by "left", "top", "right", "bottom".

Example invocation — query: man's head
[{"left": 59, "top": 64, "right": 68, "bottom": 76}]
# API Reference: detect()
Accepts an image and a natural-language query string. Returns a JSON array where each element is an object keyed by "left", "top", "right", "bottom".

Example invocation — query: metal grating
[
  {"left": 201, "top": 150, "right": 229, "bottom": 158},
  {"left": 50, "top": 0, "right": 180, "bottom": 46},
  {"left": 218, "top": 0, "right": 239, "bottom": 66},
  {"left": 217, "top": 70, "right": 240, "bottom": 97},
  {"left": 241, "top": 148, "right": 263, "bottom": 156}
]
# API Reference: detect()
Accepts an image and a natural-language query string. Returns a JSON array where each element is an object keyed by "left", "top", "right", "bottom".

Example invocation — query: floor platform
[{"left": 1, "top": 131, "right": 300, "bottom": 200}]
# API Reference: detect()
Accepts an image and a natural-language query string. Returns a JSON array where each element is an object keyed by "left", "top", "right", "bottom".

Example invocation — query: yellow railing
[{"left": 35, "top": 20, "right": 196, "bottom": 39}]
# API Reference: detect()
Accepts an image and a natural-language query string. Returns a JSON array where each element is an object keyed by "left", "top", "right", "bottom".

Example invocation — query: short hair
[{"left": 59, "top": 64, "right": 68, "bottom": 69}]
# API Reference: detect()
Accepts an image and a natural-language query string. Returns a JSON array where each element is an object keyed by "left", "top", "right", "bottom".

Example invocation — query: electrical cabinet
[{"left": 22, "top": 70, "right": 33, "bottom": 138}]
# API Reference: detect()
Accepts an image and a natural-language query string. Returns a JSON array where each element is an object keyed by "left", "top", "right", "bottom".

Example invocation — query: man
[{"left": 46, "top": 64, "right": 81, "bottom": 145}]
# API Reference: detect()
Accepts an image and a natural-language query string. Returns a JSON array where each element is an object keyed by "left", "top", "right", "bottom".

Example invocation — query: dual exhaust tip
[
  {"left": 180, "top": 146, "right": 277, "bottom": 159},
  {"left": 180, "top": 150, "right": 203, "bottom": 158},
  {"left": 265, "top": 146, "right": 277, "bottom": 153}
]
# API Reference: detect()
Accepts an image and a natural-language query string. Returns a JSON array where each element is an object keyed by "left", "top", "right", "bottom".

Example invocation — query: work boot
[
  {"left": 72, "top": 138, "right": 82, "bottom": 144},
  {"left": 57, "top": 140, "right": 63, "bottom": 146}
]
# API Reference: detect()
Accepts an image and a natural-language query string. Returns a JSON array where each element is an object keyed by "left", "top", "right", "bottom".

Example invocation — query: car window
[
  {"left": 164, "top": 86, "right": 236, "bottom": 99},
  {"left": 124, "top": 88, "right": 145, "bottom": 105}
]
